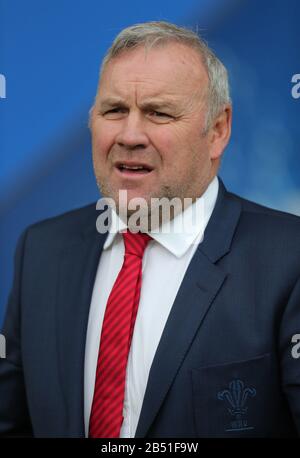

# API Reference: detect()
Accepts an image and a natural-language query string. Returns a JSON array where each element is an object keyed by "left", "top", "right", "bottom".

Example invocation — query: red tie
[{"left": 89, "top": 230, "right": 151, "bottom": 438}]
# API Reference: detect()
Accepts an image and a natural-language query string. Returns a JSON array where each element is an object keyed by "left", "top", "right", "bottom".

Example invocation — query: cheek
[
  {"left": 157, "top": 127, "right": 209, "bottom": 180},
  {"left": 92, "top": 122, "right": 116, "bottom": 159},
  {"left": 150, "top": 127, "right": 181, "bottom": 166},
  {"left": 152, "top": 126, "right": 195, "bottom": 168}
]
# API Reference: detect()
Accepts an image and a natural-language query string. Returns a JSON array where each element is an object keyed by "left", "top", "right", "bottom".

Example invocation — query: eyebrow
[
  {"left": 98, "top": 97, "right": 126, "bottom": 108},
  {"left": 98, "top": 97, "right": 178, "bottom": 112},
  {"left": 140, "top": 100, "right": 177, "bottom": 111}
]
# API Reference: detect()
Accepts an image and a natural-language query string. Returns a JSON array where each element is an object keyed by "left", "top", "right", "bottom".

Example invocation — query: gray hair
[{"left": 99, "top": 21, "right": 231, "bottom": 132}]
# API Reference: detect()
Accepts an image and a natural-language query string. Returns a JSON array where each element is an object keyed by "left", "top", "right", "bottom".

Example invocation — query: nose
[{"left": 115, "top": 112, "right": 150, "bottom": 149}]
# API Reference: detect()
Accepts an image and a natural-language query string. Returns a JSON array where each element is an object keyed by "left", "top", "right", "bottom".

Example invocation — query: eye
[
  {"left": 104, "top": 108, "right": 127, "bottom": 114},
  {"left": 102, "top": 107, "right": 127, "bottom": 118},
  {"left": 150, "top": 111, "right": 171, "bottom": 117},
  {"left": 148, "top": 111, "right": 174, "bottom": 123}
]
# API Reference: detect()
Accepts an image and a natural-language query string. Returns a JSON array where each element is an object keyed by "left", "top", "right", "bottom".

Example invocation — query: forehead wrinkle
[
  {"left": 101, "top": 57, "right": 204, "bottom": 100},
  {"left": 98, "top": 55, "right": 207, "bottom": 113}
]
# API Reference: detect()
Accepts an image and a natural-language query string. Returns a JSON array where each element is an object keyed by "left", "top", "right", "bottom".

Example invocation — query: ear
[{"left": 208, "top": 104, "right": 232, "bottom": 160}]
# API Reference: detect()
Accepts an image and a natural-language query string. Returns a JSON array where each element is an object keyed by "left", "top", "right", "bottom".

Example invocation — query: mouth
[{"left": 114, "top": 161, "right": 154, "bottom": 177}]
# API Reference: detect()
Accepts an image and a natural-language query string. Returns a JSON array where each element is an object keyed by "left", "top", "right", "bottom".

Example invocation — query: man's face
[{"left": 91, "top": 42, "right": 228, "bottom": 211}]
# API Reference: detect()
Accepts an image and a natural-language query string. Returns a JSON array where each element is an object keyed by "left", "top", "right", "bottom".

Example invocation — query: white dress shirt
[{"left": 84, "top": 176, "right": 219, "bottom": 437}]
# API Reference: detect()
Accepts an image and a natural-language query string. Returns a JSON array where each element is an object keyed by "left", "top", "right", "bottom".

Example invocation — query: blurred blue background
[{"left": 0, "top": 0, "right": 299, "bottom": 326}]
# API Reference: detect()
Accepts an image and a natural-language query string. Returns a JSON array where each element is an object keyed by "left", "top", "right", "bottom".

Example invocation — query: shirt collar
[{"left": 103, "top": 176, "right": 219, "bottom": 258}]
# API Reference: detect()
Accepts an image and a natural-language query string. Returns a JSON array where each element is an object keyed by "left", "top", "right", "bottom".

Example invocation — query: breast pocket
[{"left": 191, "top": 353, "right": 272, "bottom": 437}]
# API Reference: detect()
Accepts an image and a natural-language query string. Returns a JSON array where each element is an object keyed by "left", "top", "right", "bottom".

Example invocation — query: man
[{"left": 0, "top": 21, "right": 300, "bottom": 438}]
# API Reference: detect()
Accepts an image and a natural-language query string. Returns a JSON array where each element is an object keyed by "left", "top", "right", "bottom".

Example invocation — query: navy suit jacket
[{"left": 1, "top": 178, "right": 300, "bottom": 437}]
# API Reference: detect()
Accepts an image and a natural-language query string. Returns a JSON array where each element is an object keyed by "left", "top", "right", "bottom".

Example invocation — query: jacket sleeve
[
  {"left": 0, "top": 229, "right": 33, "bottom": 436},
  {"left": 279, "top": 276, "right": 300, "bottom": 435}
]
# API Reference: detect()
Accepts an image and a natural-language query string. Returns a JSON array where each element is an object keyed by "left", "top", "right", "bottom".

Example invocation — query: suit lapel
[
  {"left": 55, "top": 217, "right": 106, "bottom": 437},
  {"left": 135, "top": 179, "right": 242, "bottom": 437}
]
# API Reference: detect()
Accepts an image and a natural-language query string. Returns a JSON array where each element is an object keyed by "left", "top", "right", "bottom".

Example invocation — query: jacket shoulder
[
  {"left": 229, "top": 191, "right": 300, "bottom": 224},
  {"left": 227, "top": 191, "right": 300, "bottom": 250},
  {"left": 24, "top": 202, "right": 98, "bottom": 245}
]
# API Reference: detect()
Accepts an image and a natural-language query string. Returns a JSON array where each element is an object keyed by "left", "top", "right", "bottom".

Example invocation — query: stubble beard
[{"left": 95, "top": 172, "right": 198, "bottom": 232}]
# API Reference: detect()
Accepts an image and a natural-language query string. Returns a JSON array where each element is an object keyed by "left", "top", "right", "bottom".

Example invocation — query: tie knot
[{"left": 122, "top": 231, "right": 151, "bottom": 258}]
